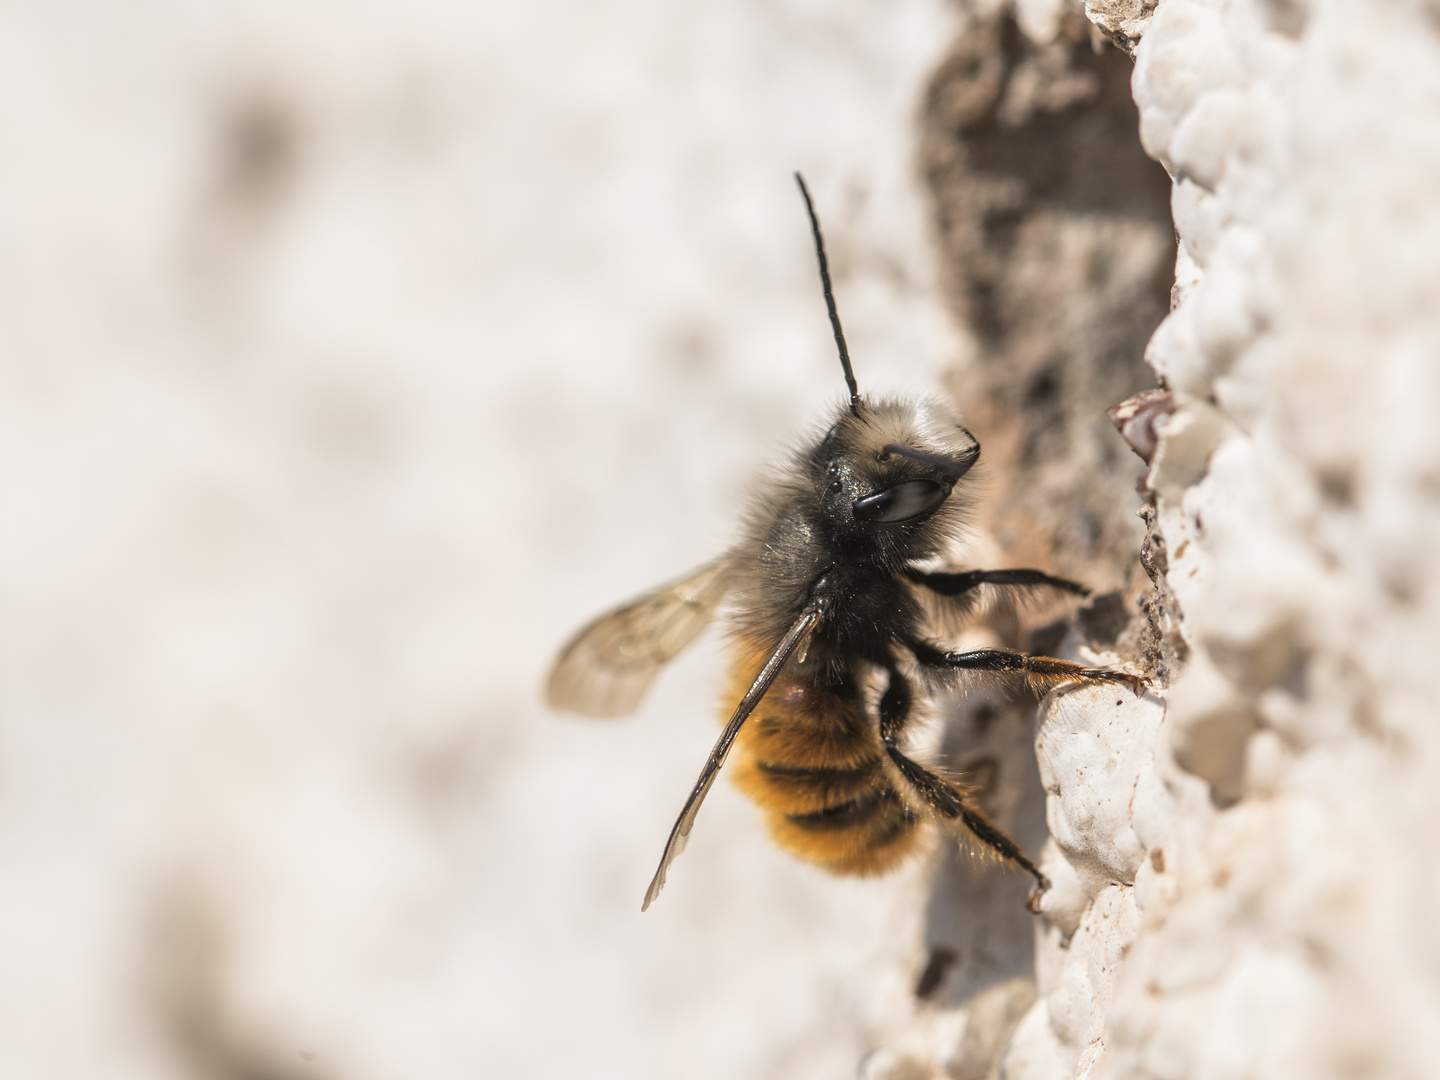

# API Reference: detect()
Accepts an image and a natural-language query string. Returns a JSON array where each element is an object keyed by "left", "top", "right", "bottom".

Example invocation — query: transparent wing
[
  {"left": 545, "top": 558, "right": 733, "bottom": 718},
  {"left": 641, "top": 605, "right": 821, "bottom": 911}
]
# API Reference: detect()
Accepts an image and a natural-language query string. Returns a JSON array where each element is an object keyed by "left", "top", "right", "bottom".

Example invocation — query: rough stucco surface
[
  {"left": 863, "top": 11, "right": 1177, "bottom": 1075},
  {"left": 920, "top": 8, "right": 1172, "bottom": 591},
  {"left": 869, "top": 0, "right": 1440, "bottom": 1077},
  {"left": 9, "top": 0, "right": 1440, "bottom": 1076},
  {"left": 0, "top": 3, "right": 963, "bottom": 1078},
  {"left": 1080, "top": 0, "right": 1440, "bottom": 1074}
]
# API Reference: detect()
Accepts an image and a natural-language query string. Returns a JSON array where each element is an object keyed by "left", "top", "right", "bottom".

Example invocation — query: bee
[{"left": 547, "top": 174, "right": 1144, "bottom": 911}]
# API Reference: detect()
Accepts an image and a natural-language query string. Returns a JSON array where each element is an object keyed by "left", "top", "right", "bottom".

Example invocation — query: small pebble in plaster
[
  {"left": 1107, "top": 388, "right": 1178, "bottom": 464},
  {"left": 1083, "top": 0, "right": 1159, "bottom": 54}
]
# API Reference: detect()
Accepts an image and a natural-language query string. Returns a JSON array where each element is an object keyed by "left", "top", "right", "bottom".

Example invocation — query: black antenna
[{"left": 794, "top": 172, "right": 860, "bottom": 416}]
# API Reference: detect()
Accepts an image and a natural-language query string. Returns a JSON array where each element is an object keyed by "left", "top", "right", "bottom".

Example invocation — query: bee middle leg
[
  {"left": 878, "top": 665, "right": 1048, "bottom": 889},
  {"left": 911, "top": 640, "right": 1146, "bottom": 696}
]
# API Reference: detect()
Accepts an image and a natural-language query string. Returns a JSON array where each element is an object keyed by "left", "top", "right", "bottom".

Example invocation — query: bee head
[
  {"left": 792, "top": 176, "right": 977, "bottom": 548},
  {"left": 815, "top": 397, "right": 979, "bottom": 533}
]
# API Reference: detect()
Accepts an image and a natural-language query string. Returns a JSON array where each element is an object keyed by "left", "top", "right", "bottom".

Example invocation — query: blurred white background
[{"left": 0, "top": 1, "right": 965, "bottom": 1076}]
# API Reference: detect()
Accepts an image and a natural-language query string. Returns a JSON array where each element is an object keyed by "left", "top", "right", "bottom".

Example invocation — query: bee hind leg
[{"left": 878, "top": 665, "right": 1048, "bottom": 891}]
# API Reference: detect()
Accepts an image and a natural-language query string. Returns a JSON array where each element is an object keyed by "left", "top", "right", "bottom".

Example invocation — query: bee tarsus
[{"left": 936, "top": 647, "right": 1148, "bottom": 698}]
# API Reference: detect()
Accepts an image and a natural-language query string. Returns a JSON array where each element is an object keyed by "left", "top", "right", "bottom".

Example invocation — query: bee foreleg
[
  {"left": 905, "top": 567, "right": 1089, "bottom": 598},
  {"left": 877, "top": 666, "right": 1048, "bottom": 890},
  {"left": 910, "top": 640, "right": 1146, "bottom": 696}
]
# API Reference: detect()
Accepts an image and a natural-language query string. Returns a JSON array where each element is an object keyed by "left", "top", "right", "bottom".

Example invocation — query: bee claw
[{"left": 1025, "top": 879, "right": 1050, "bottom": 915}]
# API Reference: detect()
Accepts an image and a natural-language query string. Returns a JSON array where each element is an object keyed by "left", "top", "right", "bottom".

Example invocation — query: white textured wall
[
  {"left": 861, "top": 1, "right": 1440, "bottom": 1077},
  {"left": 1004, "top": 0, "right": 1440, "bottom": 1076},
  {"left": 10, "top": 0, "right": 1437, "bottom": 1076},
  {"left": 0, "top": 3, "right": 960, "bottom": 1078}
]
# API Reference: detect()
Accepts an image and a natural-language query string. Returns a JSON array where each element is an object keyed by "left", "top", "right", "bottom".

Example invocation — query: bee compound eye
[{"left": 852, "top": 479, "right": 948, "bottom": 523}]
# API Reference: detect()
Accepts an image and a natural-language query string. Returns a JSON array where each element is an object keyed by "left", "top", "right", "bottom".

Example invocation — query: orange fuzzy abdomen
[{"left": 726, "top": 640, "right": 922, "bottom": 876}]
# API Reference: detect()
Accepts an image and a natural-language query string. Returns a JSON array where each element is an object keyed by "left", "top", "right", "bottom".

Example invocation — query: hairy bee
[{"left": 547, "top": 174, "right": 1143, "bottom": 911}]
